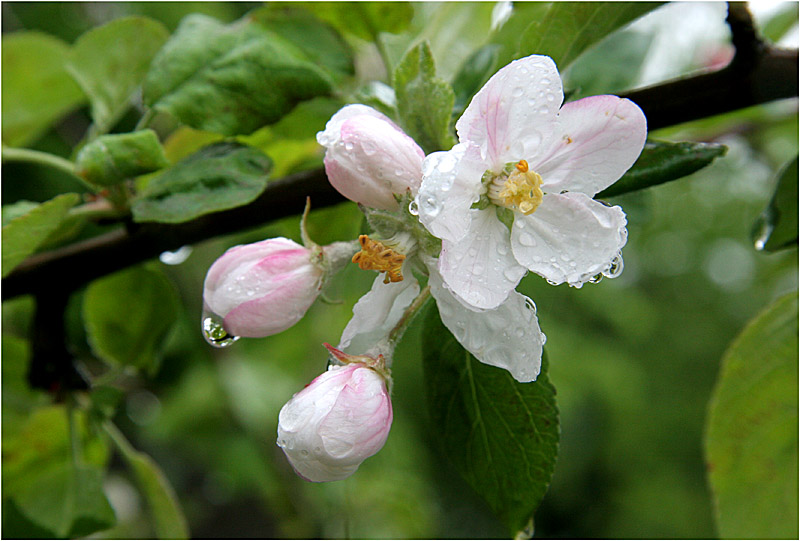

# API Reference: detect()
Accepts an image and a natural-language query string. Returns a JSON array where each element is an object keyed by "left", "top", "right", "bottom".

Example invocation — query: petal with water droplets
[
  {"left": 429, "top": 270, "right": 544, "bottom": 383},
  {"left": 511, "top": 192, "right": 627, "bottom": 287}
]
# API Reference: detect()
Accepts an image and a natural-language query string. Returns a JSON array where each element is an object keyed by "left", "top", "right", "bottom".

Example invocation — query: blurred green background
[{"left": 2, "top": 2, "right": 797, "bottom": 538}]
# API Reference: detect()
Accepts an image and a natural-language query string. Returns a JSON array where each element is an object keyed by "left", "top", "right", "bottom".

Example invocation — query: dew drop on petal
[
  {"left": 512, "top": 86, "right": 524, "bottom": 98},
  {"left": 202, "top": 314, "right": 240, "bottom": 348},
  {"left": 518, "top": 233, "right": 537, "bottom": 247},
  {"left": 497, "top": 243, "right": 508, "bottom": 256},
  {"left": 420, "top": 195, "right": 441, "bottom": 217},
  {"left": 503, "top": 267, "right": 520, "bottom": 281}
]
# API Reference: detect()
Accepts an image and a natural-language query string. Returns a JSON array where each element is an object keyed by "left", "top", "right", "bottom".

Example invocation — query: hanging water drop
[
  {"left": 202, "top": 315, "right": 240, "bottom": 348},
  {"left": 408, "top": 200, "right": 419, "bottom": 216}
]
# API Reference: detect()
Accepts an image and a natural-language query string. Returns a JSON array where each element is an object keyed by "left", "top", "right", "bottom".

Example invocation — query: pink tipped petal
[
  {"left": 456, "top": 54, "right": 563, "bottom": 169},
  {"left": 318, "top": 105, "right": 424, "bottom": 210},
  {"left": 535, "top": 96, "right": 647, "bottom": 196},
  {"left": 203, "top": 237, "right": 303, "bottom": 292},
  {"left": 416, "top": 143, "right": 486, "bottom": 242},
  {"left": 338, "top": 270, "right": 420, "bottom": 353},
  {"left": 429, "top": 271, "right": 544, "bottom": 383},
  {"left": 439, "top": 208, "right": 526, "bottom": 310},
  {"left": 511, "top": 192, "right": 627, "bottom": 286}
]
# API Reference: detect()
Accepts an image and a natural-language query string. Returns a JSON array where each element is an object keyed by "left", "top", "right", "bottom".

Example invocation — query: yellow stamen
[
  {"left": 351, "top": 235, "right": 405, "bottom": 283},
  {"left": 497, "top": 163, "right": 543, "bottom": 215}
]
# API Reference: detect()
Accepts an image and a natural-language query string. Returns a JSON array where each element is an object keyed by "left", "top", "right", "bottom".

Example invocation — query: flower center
[
  {"left": 487, "top": 160, "right": 543, "bottom": 215},
  {"left": 351, "top": 234, "right": 405, "bottom": 283}
]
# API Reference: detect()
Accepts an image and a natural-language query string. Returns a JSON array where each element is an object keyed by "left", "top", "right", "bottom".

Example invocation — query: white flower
[
  {"left": 277, "top": 347, "right": 393, "bottom": 482},
  {"left": 317, "top": 104, "right": 426, "bottom": 210},
  {"left": 415, "top": 54, "right": 647, "bottom": 310}
]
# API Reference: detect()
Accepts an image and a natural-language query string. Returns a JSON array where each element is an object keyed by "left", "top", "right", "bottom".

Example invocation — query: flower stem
[
  {"left": 1, "top": 146, "right": 87, "bottom": 185},
  {"left": 388, "top": 285, "right": 431, "bottom": 346}
]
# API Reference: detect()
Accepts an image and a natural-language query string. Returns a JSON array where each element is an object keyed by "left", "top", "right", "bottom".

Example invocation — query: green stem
[
  {"left": 387, "top": 285, "right": 431, "bottom": 346},
  {"left": 103, "top": 420, "right": 137, "bottom": 458},
  {"left": 2, "top": 146, "right": 82, "bottom": 180},
  {"left": 67, "top": 398, "right": 81, "bottom": 468},
  {"left": 135, "top": 108, "right": 156, "bottom": 131}
]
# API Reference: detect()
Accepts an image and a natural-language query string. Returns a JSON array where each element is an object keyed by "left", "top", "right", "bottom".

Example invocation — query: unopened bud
[
  {"left": 317, "top": 104, "right": 425, "bottom": 210},
  {"left": 277, "top": 346, "right": 393, "bottom": 482}
]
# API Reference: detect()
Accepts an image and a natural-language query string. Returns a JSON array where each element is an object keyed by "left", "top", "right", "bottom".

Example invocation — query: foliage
[{"left": 1, "top": 2, "right": 797, "bottom": 539}]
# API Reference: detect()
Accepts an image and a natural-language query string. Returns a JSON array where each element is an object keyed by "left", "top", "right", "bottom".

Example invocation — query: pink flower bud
[
  {"left": 277, "top": 347, "right": 393, "bottom": 482},
  {"left": 317, "top": 104, "right": 425, "bottom": 211},
  {"left": 203, "top": 237, "right": 323, "bottom": 338}
]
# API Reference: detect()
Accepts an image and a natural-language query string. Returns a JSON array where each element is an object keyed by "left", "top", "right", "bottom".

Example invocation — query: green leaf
[
  {"left": 106, "top": 423, "right": 189, "bottom": 539},
  {"left": 705, "top": 293, "right": 799, "bottom": 539},
  {"left": 66, "top": 16, "right": 169, "bottom": 134},
  {"left": 489, "top": 3, "right": 551, "bottom": 69},
  {"left": 393, "top": 42, "right": 456, "bottom": 154},
  {"left": 2, "top": 193, "right": 81, "bottom": 278},
  {"left": 83, "top": 265, "right": 180, "bottom": 374},
  {"left": 422, "top": 304, "right": 559, "bottom": 536},
  {"left": 300, "top": 2, "right": 414, "bottom": 42},
  {"left": 250, "top": 6, "right": 355, "bottom": 79},
  {"left": 761, "top": 3, "right": 799, "bottom": 44},
  {"left": 75, "top": 129, "right": 170, "bottom": 187},
  {"left": 131, "top": 141, "right": 272, "bottom": 224},
  {"left": 452, "top": 44, "right": 501, "bottom": 115},
  {"left": 517, "top": 2, "right": 664, "bottom": 69},
  {"left": 1, "top": 32, "right": 86, "bottom": 147},
  {"left": 10, "top": 462, "right": 116, "bottom": 538},
  {"left": 752, "top": 156, "right": 798, "bottom": 252},
  {"left": 142, "top": 14, "right": 332, "bottom": 136},
  {"left": 597, "top": 140, "right": 728, "bottom": 199}
]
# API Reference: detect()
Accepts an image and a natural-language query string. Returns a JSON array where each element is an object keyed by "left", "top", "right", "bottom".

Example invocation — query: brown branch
[{"left": 2, "top": 3, "right": 798, "bottom": 301}]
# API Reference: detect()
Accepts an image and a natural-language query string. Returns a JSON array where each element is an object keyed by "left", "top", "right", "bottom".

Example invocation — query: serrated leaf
[
  {"left": 83, "top": 265, "right": 180, "bottom": 374},
  {"left": 66, "top": 16, "right": 169, "bottom": 134},
  {"left": 131, "top": 141, "right": 272, "bottom": 224},
  {"left": 705, "top": 293, "right": 799, "bottom": 539},
  {"left": 422, "top": 304, "right": 559, "bottom": 536},
  {"left": 299, "top": 2, "right": 414, "bottom": 42},
  {"left": 597, "top": 140, "right": 728, "bottom": 198},
  {"left": 142, "top": 14, "right": 332, "bottom": 136},
  {"left": 250, "top": 6, "right": 355, "bottom": 79},
  {"left": 2, "top": 193, "right": 81, "bottom": 278},
  {"left": 517, "top": 2, "right": 663, "bottom": 69},
  {"left": 752, "top": 155, "right": 798, "bottom": 252},
  {"left": 394, "top": 42, "right": 456, "bottom": 154},
  {"left": 1, "top": 32, "right": 86, "bottom": 147},
  {"left": 107, "top": 423, "right": 189, "bottom": 539},
  {"left": 75, "top": 129, "right": 170, "bottom": 187}
]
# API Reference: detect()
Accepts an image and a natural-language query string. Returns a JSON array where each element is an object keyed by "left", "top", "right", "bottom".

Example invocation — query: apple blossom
[
  {"left": 277, "top": 345, "right": 393, "bottom": 482},
  {"left": 317, "top": 104, "right": 426, "bottom": 210},
  {"left": 415, "top": 54, "right": 647, "bottom": 310},
  {"left": 202, "top": 237, "right": 353, "bottom": 341}
]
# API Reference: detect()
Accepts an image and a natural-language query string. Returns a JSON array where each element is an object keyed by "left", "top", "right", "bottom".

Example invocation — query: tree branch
[{"left": 2, "top": 3, "right": 797, "bottom": 301}]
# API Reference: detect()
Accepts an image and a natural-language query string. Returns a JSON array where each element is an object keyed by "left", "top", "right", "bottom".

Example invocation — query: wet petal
[
  {"left": 439, "top": 208, "right": 526, "bottom": 310},
  {"left": 511, "top": 192, "right": 627, "bottom": 286},
  {"left": 535, "top": 95, "right": 647, "bottom": 196},
  {"left": 429, "top": 271, "right": 544, "bottom": 383},
  {"left": 456, "top": 54, "right": 563, "bottom": 169},
  {"left": 416, "top": 142, "right": 486, "bottom": 243},
  {"left": 338, "top": 269, "right": 420, "bottom": 354}
]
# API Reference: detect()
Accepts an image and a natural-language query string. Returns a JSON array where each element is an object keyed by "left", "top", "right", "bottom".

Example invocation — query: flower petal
[
  {"left": 511, "top": 192, "right": 627, "bottom": 286},
  {"left": 534, "top": 95, "right": 647, "bottom": 196},
  {"left": 338, "top": 269, "right": 420, "bottom": 354},
  {"left": 456, "top": 54, "right": 563, "bottom": 169},
  {"left": 429, "top": 270, "right": 544, "bottom": 383},
  {"left": 439, "top": 208, "right": 526, "bottom": 310},
  {"left": 416, "top": 142, "right": 486, "bottom": 243}
]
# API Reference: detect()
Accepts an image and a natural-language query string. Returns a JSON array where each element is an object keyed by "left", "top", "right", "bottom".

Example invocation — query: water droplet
[
  {"left": 497, "top": 244, "right": 508, "bottom": 255},
  {"left": 408, "top": 200, "right": 419, "bottom": 216},
  {"left": 512, "top": 86, "right": 524, "bottom": 98},
  {"left": 344, "top": 141, "right": 354, "bottom": 151},
  {"left": 602, "top": 254, "right": 624, "bottom": 279},
  {"left": 473, "top": 263, "right": 484, "bottom": 274},
  {"left": 752, "top": 218, "right": 773, "bottom": 251},
  {"left": 546, "top": 93, "right": 555, "bottom": 102},
  {"left": 518, "top": 233, "right": 536, "bottom": 247},
  {"left": 540, "top": 78, "right": 551, "bottom": 86},
  {"left": 159, "top": 245, "right": 193, "bottom": 265},
  {"left": 420, "top": 195, "right": 440, "bottom": 217},
  {"left": 468, "top": 247, "right": 478, "bottom": 257},
  {"left": 546, "top": 278, "right": 559, "bottom": 286},
  {"left": 503, "top": 267, "right": 519, "bottom": 281},
  {"left": 300, "top": 449, "right": 309, "bottom": 457},
  {"left": 515, "top": 327, "right": 526, "bottom": 338},
  {"left": 516, "top": 517, "right": 536, "bottom": 540},
  {"left": 362, "top": 141, "right": 377, "bottom": 155},
  {"left": 202, "top": 315, "right": 239, "bottom": 348},
  {"left": 538, "top": 106, "right": 549, "bottom": 115},
  {"left": 588, "top": 274, "right": 603, "bottom": 284},
  {"left": 524, "top": 298, "right": 537, "bottom": 315}
]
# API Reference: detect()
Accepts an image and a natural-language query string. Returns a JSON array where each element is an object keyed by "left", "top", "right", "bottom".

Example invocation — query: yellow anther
[
  {"left": 351, "top": 235, "right": 405, "bottom": 283},
  {"left": 498, "top": 167, "right": 543, "bottom": 216}
]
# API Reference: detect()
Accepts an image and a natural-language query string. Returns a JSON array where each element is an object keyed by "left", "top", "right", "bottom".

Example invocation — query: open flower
[
  {"left": 415, "top": 54, "right": 647, "bottom": 310},
  {"left": 317, "top": 104, "right": 426, "bottom": 210},
  {"left": 277, "top": 346, "right": 393, "bottom": 482}
]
